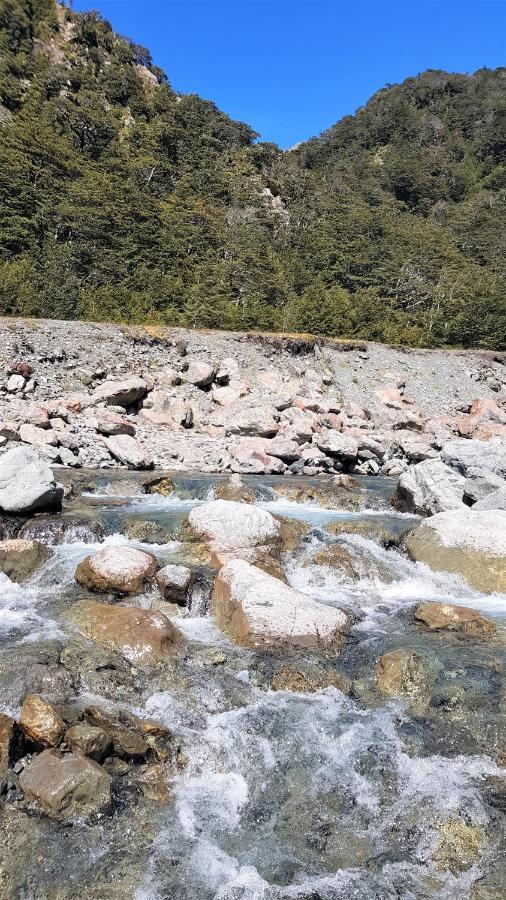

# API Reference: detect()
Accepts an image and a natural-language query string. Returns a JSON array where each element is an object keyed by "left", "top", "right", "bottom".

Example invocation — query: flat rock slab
[
  {"left": 187, "top": 499, "right": 280, "bottom": 550},
  {"left": 19, "top": 749, "right": 111, "bottom": 820},
  {"left": 213, "top": 559, "right": 347, "bottom": 650},
  {"left": 69, "top": 599, "right": 184, "bottom": 665},
  {"left": 75, "top": 545, "right": 157, "bottom": 594},
  {"left": 405, "top": 509, "right": 506, "bottom": 593}
]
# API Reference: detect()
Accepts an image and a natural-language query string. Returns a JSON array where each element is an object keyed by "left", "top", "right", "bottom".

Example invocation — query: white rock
[
  {"left": 316, "top": 430, "right": 359, "bottom": 461},
  {"left": 93, "top": 377, "right": 147, "bottom": 408},
  {"left": 6, "top": 374, "right": 25, "bottom": 392},
  {"left": 225, "top": 405, "right": 279, "bottom": 438},
  {"left": 75, "top": 545, "right": 157, "bottom": 594},
  {"left": 187, "top": 499, "right": 279, "bottom": 550},
  {"left": 396, "top": 459, "right": 465, "bottom": 516},
  {"left": 442, "top": 438, "right": 506, "bottom": 477},
  {"left": 0, "top": 447, "right": 63, "bottom": 514},
  {"left": 184, "top": 359, "right": 215, "bottom": 388},
  {"left": 213, "top": 559, "right": 347, "bottom": 649},
  {"left": 104, "top": 435, "right": 153, "bottom": 469}
]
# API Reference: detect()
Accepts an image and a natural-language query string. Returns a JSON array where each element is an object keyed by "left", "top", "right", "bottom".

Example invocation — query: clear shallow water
[{"left": 0, "top": 471, "right": 505, "bottom": 899}]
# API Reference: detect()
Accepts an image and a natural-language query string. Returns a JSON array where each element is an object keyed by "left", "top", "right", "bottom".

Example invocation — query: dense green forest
[{"left": 0, "top": 0, "right": 505, "bottom": 347}]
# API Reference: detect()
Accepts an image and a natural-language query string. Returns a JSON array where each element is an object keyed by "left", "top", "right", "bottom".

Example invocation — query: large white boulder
[
  {"left": 0, "top": 447, "right": 63, "bottom": 514},
  {"left": 404, "top": 508, "right": 506, "bottom": 593},
  {"left": 396, "top": 458, "right": 465, "bottom": 516},
  {"left": 187, "top": 499, "right": 280, "bottom": 550},
  {"left": 213, "top": 559, "right": 347, "bottom": 649},
  {"left": 441, "top": 438, "right": 506, "bottom": 477},
  {"left": 75, "top": 545, "right": 157, "bottom": 594}
]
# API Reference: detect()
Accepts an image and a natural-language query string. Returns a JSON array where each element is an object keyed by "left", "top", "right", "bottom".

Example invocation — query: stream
[{"left": 0, "top": 472, "right": 504, "bottom": 900}]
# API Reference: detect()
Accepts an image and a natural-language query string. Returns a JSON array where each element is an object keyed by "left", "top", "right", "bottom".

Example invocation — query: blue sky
[{"left": 73, "top": 0, "right": 506, "bottom": 148}]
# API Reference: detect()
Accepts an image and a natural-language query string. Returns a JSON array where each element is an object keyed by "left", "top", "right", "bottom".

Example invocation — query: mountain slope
[{"left": 0, "top": 1, "right": 505, "bottom": 347}]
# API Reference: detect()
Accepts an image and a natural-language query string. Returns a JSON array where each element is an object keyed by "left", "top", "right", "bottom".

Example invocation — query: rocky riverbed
[{"left": 0, "top": 440, "right": 505, "bottom": 899}]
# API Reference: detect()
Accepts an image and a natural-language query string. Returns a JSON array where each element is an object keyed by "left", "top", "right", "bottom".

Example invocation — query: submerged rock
[
  {"left": 104, "top": 434, "right": 153, "bottom": 470},
  {"left": 376, "top": 648, "right": 435, "bottom": 710},
  {"left": 0, "top": 447, "right": 64, "bottom": 514},
  {"left": 404, "top": 509, "right": 506, "bottom": 593},
  {"left": 270, "top": 664, "right": 351, "bottom": 694},
  {"left": 0, "top": 538, "right": 51, "bottom": 582},
  {"left": 395, "top": 458, "right": 465, "bottom": 516},
  {"left": 186, "top": 499, "right": 280, "bottom": 550},
  {"left": 213, "top": 474, "right": 258, "bottom": 503},
  {"left": 75, "top": 545, "right": 157, "bottom": 594},
  {"left": 68, "top": 599, "right": 184, "bottom": 665},
  {"left": 414, "top": 601, "right": 496, "bottom": 638},
  {"left": 212, "top": 559, "right": 347, "bottom": 650},
  {"left": 19, "top": 693, "right": 65, "bottom": 748},
  {"left": 19, "top": 749, "right": 111, "bottom": 820}
]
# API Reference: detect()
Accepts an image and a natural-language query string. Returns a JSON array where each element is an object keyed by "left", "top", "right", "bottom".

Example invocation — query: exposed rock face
[
  {"left": 19, "top": 694, "right": 65, "bottom": 747},
  {"left": 19, "top": 749, "right": 111, "bottom": 819},
  {"left": 69, "top": 599, "right": 184, "bottom": 665},
  {"left": 395, "top": 458, "right": 465, "bottom": 516},
  {"left": 0, "top": 447, "right": 63, "bottom": 514},
  {"left": 212, "top": 559, "right": 347, "bottom": 650},
  {"left": 156, "top": 563, "right": 194, "bottom": 604},
  {"left": 404, "top": 509, "right": 506, "bottom": 592},
  {"left": 93, "top": 377, "right": 147, "bottom": 408},
  {"left": 103, "top": 434, "right": 153, "bottom": 469},
  {"left": 187, "top": 499, "right": 280, "bottom": 550},
  {"left": 0, "top": 538, "right": 51, "bottom": 581},
  {"left": 413, "top": 602, "right": 496, "bottom": 638},
  {"left": 441, "top": 438, "right": 506, "bottom": 477},
  {"left": 75, "top": 545, "right": 157, "bottom": 594},
  {"left": 65, "top": 724, "right": 113, "bottom": 762},
  {"left": 376, "top": 648, "right": 435, "bottom": 709}
]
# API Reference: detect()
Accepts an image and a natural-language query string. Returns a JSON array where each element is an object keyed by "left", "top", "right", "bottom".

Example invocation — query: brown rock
[
  {"left": 0, "top": 712, "right": 22, "bottom": 771},
  {"left": 0, "top": 538, "right": 51, "bottom": 582},
  {"left": 19, "top": 749, "right": 111, "bottom": 819},
  {"left": 65, "top": 724, "right": 113, "bottom": 762},
  {"left": 19, "top": 694, "right": 65, "bottom": 747},
  {"left": 376, "top": 649, "right": 435, "bottom": 709},
  {"left": 414, "top": 602, "right": 496, "bottom": 638},
  {"left": 75, "top": 545, "right": 157, "bottom": 594},
  {"left": 68, "top": 599, "right": 183, "bottom": 666}
]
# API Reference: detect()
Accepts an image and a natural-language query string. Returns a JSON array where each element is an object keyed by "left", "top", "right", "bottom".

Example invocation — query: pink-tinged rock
[
  {"left": 225, "top": 405, "right": 279, "bottom": 438},
  {"left": 473, "top": 423, "right": 506, "bottom": 441},
  {"left": 139, "top": 408, "right": 174, "bottom": 427},
  {"left": 231, "top": 438, "right": 285, "bottom": 474},
  {"left": 264, "top": 438, "right": 301, "bottom": 462},
  {"left": 469, "top": 398, "right": 506, "bottom": 425},
  {"left": 64, "top": 393, "right": 94, "bottom": 413},
  {"left": 0, "top": 421, "right": 20, "bottom": 442},
  {"left": 377, "top": 385, "right": 405, "bottom": 409},
  {"left": 212, "top": 385, "right": 242, "bottom": 407},
  {"left": 343, "top": 401, "right": 367, "bottom": 420},
  {"left": 19, "top": 423, "right": 58, "bottom": 447},
  {"left": 94, "top": 410, "right": 136, "bottom": 437},
  {"left": 316, "top": 430, "right": 358, "bottom": 461},
  {"left": 104, "top": 434, "right": 153, "bottom": 469},
  {"left": 18, "top": 403, "right": 50, "bottom": 429},
  {"left": 215, "top": 357, "right": 240, "bottom": 384}
]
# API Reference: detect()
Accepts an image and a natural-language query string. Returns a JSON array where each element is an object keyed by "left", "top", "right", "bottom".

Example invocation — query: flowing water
[{"left": 0, "top": 472, "right": 504, "bottom": 899}]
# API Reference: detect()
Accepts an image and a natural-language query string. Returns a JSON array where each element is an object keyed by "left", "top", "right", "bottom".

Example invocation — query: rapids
[{"left": 0, "top": 472, "right": 504, "bottom": 899}]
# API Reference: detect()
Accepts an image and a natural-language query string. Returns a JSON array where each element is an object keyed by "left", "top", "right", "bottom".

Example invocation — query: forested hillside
[{"left": 0, "top": 0, "right": 505, "bottom": 346}]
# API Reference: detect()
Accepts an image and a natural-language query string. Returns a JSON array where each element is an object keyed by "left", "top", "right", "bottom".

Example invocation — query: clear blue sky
[{"left": 73, "top": 0, "right": 506, "bottom": 148}]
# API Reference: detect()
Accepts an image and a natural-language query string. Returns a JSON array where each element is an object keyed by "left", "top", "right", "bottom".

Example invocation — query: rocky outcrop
[
  {"left": 0, "top": 447, "right": 63, "bottom": 514},
  {"left": 404, "top": 509, "right": 506, "bottom": 592},
  {"left": 68, "top": 599, "right": 184, "bottom": 665},
  {"left": 212, "top": 559, "right": 347, "bottom": 650},
  {"left": 0, "top": 538, "right": 51, "bottom": 581},
  {"left": 19, "top": 749, "right": 111, "bottom": 819},
  {"left": 186, "top": 499, "right": 280, "bottom": 551},
  {"left": 413, "top": 602, "right": 496, "bottom": 638},
  {"left": 75, "top": 545, "right": 157, "bottom": 594},
  {"left": 395, "top": 458, "right": 465, "bottom": 516}
]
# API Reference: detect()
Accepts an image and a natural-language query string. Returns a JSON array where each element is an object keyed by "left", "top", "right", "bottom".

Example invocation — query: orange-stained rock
[
  {"left": 19, "top": 749, "right": 111, "bottom": 819},
  {"left": 19, "top": 694, "right": 65, "bottom": 747},
  {"left": 414, "top": 602, "right": 496, "bottom": 638}
]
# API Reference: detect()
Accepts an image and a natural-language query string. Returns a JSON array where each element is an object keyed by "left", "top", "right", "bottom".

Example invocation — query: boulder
[
  {"left": 212, "top": 559, "right": 347, "bottom": 650},
  {"left": 156, "top": 563, "right": 195, "bottom": 605},
  {"left": 0, "top": 447, "right": 64, "bottom": 514},
  {"left": 441, "top": 438, "right": 506, "bottom": 477},
  {"left": 376, "top": 648, "right": 435, "bottom": 709},
  {"left": 65, "top": 724, "right": 113, "bottom": 762},
  {"left": 414, "top": 602, "right": 496, "bottom": 638},
  {"left": 404, "top": 509, "right": 506, "bottom": 593},
  {"left": 474, "top": 486, "right": 506, "bottom": 511},
  {"left": 94, "top": 410, "right": 136, "bottom": 437},
  {"left": 226, "top": 405, "right": 279, "bottom": 438},
  {"left": 19, "top": 423, "right": 58, "bottom": 447},
  {"left": 395, "top": 459, "right": 465, "bottom": 516},
  {"left": 93, "top": 377, "right": 147, "bottom": 408},
  {"left": 68, "top": 599, "right": 183, "bottom": 665},
  {"left": 187, "top": 499, "right": 280, "bottom": 550},
  {"left": 264, "top": 438, "right": 301, "bottom": 463},
  {"left": 463, "top": 472, "right": 505, "bottom": 505},
  {"left": 103, "top": 434, "right": 153, "bottom": 469},
  {"left": 75, "top": 545, "right": 157, "bottom": 594},
  {"left": 0, "top": 712, "right": 21, "bottom": 771},
  {"left": 316, "top": 430, "right": 359, "bottom": 462},
  {"left": 19, "top": 749, "right": 111, "bottom": 820},
  {"left": 19, "top": 694, "right": 65, "bottom": 747},
  {"left": 184, "top": 359, "right": 215, "bottom": 388},
  {"left": 213, "top": 474, "right": 258, "bottom": 504},
  {"left": 0, "top": 538, "right": 51, "bottom": 581},
  {"left": 18, "top": 516, "right": 104, "bottom": 544}
]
